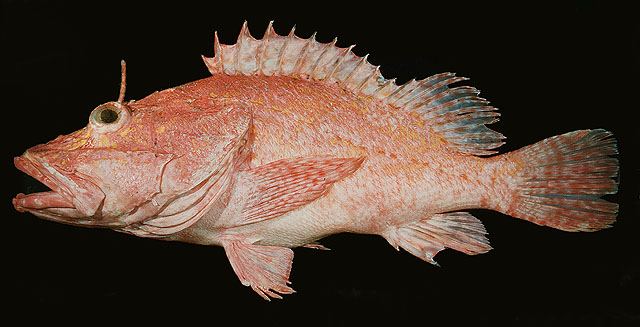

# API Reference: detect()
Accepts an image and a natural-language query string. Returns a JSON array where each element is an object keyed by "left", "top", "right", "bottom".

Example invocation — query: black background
[{"left": 2, "top": 1, "right": 638, "bottom": 325}]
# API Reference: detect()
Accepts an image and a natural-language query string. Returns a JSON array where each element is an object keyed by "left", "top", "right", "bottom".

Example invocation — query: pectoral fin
[
  {"left": 220, "top": 156, "right": 364, "bottom": 228},
  {"left": 222, "top": 240, "right": 294, "bottom": 300}
]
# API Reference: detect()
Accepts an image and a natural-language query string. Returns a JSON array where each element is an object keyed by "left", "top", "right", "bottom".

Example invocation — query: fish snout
[
  {"left": 13, "top": 151, "right": 105, "bottom": 219},
  {"left": 12, "top": 193, "right": 27, "bottom": 212}
]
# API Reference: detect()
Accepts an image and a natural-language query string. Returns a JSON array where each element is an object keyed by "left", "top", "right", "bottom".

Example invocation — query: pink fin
[
  {"left": 203, "top": 22, "right": 503, "bottom": 156},
  {"left": 303, "top": 242, "right": 331, "bottom": 250},
  {"left": 222, "top": 240, "right": 294, "bottom": 300},
  {"left": 223, "top": 156, "right": 364, "bottom": 227},
  {"left": 504, "top": 129, "right": 618, "bottom": 232},
  {"left": 384, "top": 212, "right": 491, "bottom": 265}
]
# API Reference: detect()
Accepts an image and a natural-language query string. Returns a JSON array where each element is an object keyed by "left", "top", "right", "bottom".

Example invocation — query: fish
[{"left": 12, "top": 21, "right": 619, "bottom": 300}]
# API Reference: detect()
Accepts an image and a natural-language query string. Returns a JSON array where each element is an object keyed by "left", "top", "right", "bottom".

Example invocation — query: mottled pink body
[
  {"left": 165, "top": 75, "right": 504, "bottom": 245},
  {"left": 13, "top": 23, "right": 618, "bottom": 299}
]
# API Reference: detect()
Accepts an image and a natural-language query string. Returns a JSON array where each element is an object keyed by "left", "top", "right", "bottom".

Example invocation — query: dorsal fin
[{"left": 202, "top": 21, "right": 505, "bottom": 156}]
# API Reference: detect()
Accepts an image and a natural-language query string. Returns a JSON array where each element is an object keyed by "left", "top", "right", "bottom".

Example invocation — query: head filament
[{"left": 117, "top": 59, "right": 127, "bottom": 104}]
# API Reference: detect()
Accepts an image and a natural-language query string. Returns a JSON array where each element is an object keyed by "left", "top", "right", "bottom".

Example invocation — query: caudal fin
[{"left": 503, "top": 129, "right": 619, "bottom": 232}]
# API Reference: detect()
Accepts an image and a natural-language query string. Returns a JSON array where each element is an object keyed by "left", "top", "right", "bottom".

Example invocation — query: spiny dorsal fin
[{"left": 202, "top": 21, "right": 505, "bottom": 156}]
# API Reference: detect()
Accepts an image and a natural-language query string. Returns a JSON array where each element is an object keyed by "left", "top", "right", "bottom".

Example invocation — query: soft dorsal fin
[{"left": 202, "top": 21, "right": 505, "bottom": 156}]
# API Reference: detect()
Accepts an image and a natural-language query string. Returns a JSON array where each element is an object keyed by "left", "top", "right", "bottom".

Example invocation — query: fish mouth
[{"left": 13, "top": 153, "right": 107, "bottom": 226}]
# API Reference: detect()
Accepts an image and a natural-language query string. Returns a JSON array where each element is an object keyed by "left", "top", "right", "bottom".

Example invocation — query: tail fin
[{"left": 503, "top": 129, "right": 619, "bottom": 232}]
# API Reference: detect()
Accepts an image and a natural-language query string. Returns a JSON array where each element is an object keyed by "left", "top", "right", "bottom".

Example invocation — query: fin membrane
[
  {"left": 385, "top": 212, "right": 491, "bottom": 265},
  {"left": 507, "top": 129, "right": 619, "bottom": 232},
  {"left": 220, "top": 156, "right": 364, "bottom": 228},
  {"left": 203, "top": 21, "right": 504, "bottom": 156},
  {"left": 223, "top": 240, "right": 295, "bottom": 300}
]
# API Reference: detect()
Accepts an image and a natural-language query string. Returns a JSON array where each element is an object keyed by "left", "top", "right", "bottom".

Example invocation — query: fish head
[
  {"left": 12, "top": 101, "right": 178, "bottom": 227},
  {"left": 14, "top": 94, "right": 252, "bottom": 230}
]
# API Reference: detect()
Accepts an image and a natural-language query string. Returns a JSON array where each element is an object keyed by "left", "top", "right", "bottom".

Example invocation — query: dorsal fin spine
[
  {"left": 293, "top": 32, "right": 316, "bottom": 75},
  {"left": 310, "top": 37, "right": 338, "bottom": 78},
  {"left": 356, "top": 65, "right": 380, "bottom": 93},
  {"left": 212, "top": 31, "right": 223, "bottom": 73},
  {"left": 276, "top": 26, "right": 296, "bottom": 75},
  {"left": 342, "top": 53, "right": 369, "bottom": 88},
  {"left": 373, "top": 77, "right": 395, "bottom": 98},
  {"left": 256, "top": 20, "right": 274, "bottom": 75},
  {"left": 235, "top": 21, "right": 249, "bottom": 74},
  {"left": 203, "top": 22, "right": 504, "bottom": 156},
  {"left": 327, "top": 45, "right": 355, "bottom": 81}
]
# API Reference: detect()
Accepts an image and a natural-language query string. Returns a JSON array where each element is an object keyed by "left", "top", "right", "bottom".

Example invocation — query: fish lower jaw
[
  {"left": 12, "top": 194, "right": 27, "bottom": 213},
  {"left": 14, "top": 155, "right": 76, "bottom": 212},
  {"left": 13, "top": 191, "right": 75, "bottom": 212}
]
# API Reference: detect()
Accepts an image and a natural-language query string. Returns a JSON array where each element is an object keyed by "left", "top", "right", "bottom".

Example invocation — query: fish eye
[
  {"left": 91, "top": 105, "right": 121, "bottom": 126},
  {"left": 90, "top": 102, "right": 130, "bottom": 131},
  {"left": 99, "top": 108, "right": 119, "bottom": 124}
]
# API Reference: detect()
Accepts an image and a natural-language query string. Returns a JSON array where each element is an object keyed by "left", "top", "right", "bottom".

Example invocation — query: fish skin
[
  {"left": 163, "top": 74, "right": 499, "bottom": 245},
  {"left": 12, "top": 23, "right": 619, "bottom": 300}
]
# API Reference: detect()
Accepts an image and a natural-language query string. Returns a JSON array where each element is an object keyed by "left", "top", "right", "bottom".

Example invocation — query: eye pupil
[{"left": 100, "top": 108, "right": 119, "bottom": 123}]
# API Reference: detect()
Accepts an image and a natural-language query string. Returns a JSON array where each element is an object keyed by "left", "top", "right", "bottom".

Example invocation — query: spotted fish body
[{"left": 12, "top": 22, "right": 619, "bottom": 300}]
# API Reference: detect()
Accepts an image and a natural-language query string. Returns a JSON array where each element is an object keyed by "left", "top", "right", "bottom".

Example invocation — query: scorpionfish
[{"left": 12, "top": 22, "right": 619, "bottom": 300}]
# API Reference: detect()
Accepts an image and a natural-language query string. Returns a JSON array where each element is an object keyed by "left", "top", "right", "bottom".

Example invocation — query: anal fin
[
  {"left": 384, "top": 212, "right": 491, "bottom": 265},
  {"left": 222, "top": 240, "right": 295, "bottom": 300}
]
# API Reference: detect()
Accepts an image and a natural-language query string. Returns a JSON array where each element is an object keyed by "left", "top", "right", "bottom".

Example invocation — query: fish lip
[
  {"left": 13, "top": 154, "right": 75, "bottom": 211},
  {"left": 13, "top": 152, "right": 104, "bottom": 219}
]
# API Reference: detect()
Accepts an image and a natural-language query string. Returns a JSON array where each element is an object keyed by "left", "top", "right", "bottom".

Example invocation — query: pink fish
[{"left": 12, "top": 22, "right": 619, "bottom": 300}]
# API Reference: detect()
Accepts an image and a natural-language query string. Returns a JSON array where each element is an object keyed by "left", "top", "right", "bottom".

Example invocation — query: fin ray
[
  {"left": 501, "top": 129, "right": 619, "bottom": 231},
  {"left": 384, "top": 212, "right": 491, "bottom": 265},
  {"left": 222, "top": 240, "right": 295, "bottom": 300},
  {"left": 203, "top": 22, "right": 503, "bottom": 156},
  {"left": 218, "top": 156, "right": 364, "bottom": 228}
]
